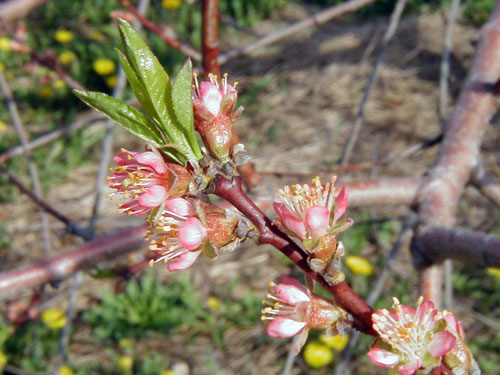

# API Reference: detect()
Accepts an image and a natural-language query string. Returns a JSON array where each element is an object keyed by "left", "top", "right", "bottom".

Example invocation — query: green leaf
[
  {"left": 117, "top": 19, "right": 201, "bottom": 162},
  {"left": 73, "top": 90, "right": 163, "bottom": 146},
  {"left": 172, "top": 59, "right": 200, "bottom": 155}
]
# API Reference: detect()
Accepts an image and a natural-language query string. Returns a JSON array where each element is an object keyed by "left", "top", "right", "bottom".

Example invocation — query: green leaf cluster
[
  {"left": 83, "top": 270, "right": 205, "bottom": 340},
  {"left": 75, "top": 19, "right": 202, "bottom": 165}
]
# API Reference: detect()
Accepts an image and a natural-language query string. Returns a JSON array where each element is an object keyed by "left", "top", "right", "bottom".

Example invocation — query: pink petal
[
  {"left": 138, "top": 185, "right": 167, "bottom": 208},
  {"left": 293, "top": 328, "right": 309, "bottom": 355},
  {"left": 305, "top": 205, "right": 330, "bottom": 237},
  {"left": 367, "top": 348, "right": 400, "bottom": 367},
  {"left": 334, "top": 187, "right": 348, "bottom": 223},
  {"left": 178, "top": 217, "right": 207, "bottom": 251},
  {"left": 199, "top": 82, "right": 222, "bottom": 116},
  {"left": 281, "top": 276, "right": 309, "bottom": 292},
  {"left": 113, "top": 150, "right": 138, "bottom": 165},
  {"left": 398, "top": 359, "right": 421, "bottom": 375},
  {"left": 166, "top": 197, "right": 196, "bottom": 217},
  {"left": 167, "top": 250, "right": 201, "bottom": 271},
  {"left": 443, "top": 312, "right": 459, "bottom": 333},
  {"left": 266, "top": 317, "right": 307, "bottom": 338},
  {"left": 135, "top": 151, "right": 167, "bottom": 174},
  {"left": 273, "top": 203, "right": 307, "bottom": 239},
  {"left": 274, "top": 283, "right": 310, "bottom": 305},
  {"left": 416, "top": 300, "right": 435, "bottom": 321},
  {"left": 428, "top": 331, "right": 456, "bottom": 358}
]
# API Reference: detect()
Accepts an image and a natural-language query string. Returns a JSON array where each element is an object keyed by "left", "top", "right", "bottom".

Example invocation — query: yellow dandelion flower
[
  {"left": 89, "top": 30, "right": 104, "bottom": 41},
  {"left": 303, "top": 342, "right": 334, "bottom": 369},
  {"left": 59, "top": 51, "right": 76, "bottom": 65},
  {"left": 55, "top": 30, "right": 73, "bottom": 43},
  {"left": 105, "top": 75, "right": 118, "bottom": 89},
  {"left": 487, "top": 267, "right": 500, "bottom": 279},
  {"left": 0, "top": 37, "right": 12, "bottom": 51},
  {"left": 119, "top": 338, "right": 132, "bottom": 349},
  {"left": 93, "top": 58, "right": 116, "bottom": 75},
  {"left": 162, "top": 0, "right": 182, "bottom": 9},
  {"left": 0, "top": 351, "right": 7, "bottom": 371},
  {"left": 319, "top": 334, "right": 349, "bottom": 351},
  {"left": 0, "top": 120, "right": 7, "bottom": 133},
  {"left": 207, "top": 296, "right": 221, "bottom": 311},
  {"left": 53, "top": 79, "right": 66, "bottom": 89},
  {"left": 118, "top": 355, "right": 134, "bottom": 372},
  {"left": 58, "top": 365, "right": 74, "bottom": 375},
  {"left": 345, "top": 255, "right": 373, "bottom": 276},
  {"left": 161, "top": 371, "right": 176, "bottom": 375},
  {"left": 41, "top": 308, "right": 67, "bottom": 329},
  {"left": 39, "top": 87, "right": 53, "bottom": 99}
]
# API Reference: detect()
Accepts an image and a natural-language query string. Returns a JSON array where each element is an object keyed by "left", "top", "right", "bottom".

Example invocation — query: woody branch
[{"left": 412, "top": 1, "right": 500, "bottom": 306}]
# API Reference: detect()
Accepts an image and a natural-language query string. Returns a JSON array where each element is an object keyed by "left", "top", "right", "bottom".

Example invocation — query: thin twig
[
  {"left": 218, "top": 0, "right": 376, "bottom": 65},
  {"left": 0, "top": 164, "right": 91, "bottom": 240},
  {"left": 439, "top": 0, "right": 461, "bottom": 124},
  {"left": 259, "top": 135, "right": 442, "bottom": 178},
  {"left": 282, "top": 335, "right": 300, "bottom": 375},
  {"left": 52, "top": 271, "right": 82, "bottom": 375},
  {"left": 470, "top": 164, "right": 500, "bottom": 208},
  {"left": 340, "top": 0, "right": 408, "bottom": 166},
  {"left": 118, "top": 0, "right": 201, "bottom": 61},
  {"left": 88, "top": 0, "right": 150, "bottom": 236},
  {"left": 334, "top": 214, "right": 416, "bottom": 375},
  {"left": 219, "top": 13, "right": 261, "bottom": 36},
  {"left": 0, "top": 69, "right": 52, "bottom": 253}
]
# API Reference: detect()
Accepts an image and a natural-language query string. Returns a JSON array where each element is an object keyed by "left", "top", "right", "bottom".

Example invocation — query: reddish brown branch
[
  {"left": 212, "top": 176, "right": 376, "bottom": 335},
  {"left": 118, "top": 0, "right": 201, "bottom": 61},
  {"left": 413, "top": 2, "right": 500, "bottom": 305},
  {"left": 201, "top": 0, "right": 220, "bottom": 78},
  {"left": 0, "top": 225, "right": 147, "bottom": 298},
  {"left": 0, "top": 0, "right": 49, "bottom": 22}
]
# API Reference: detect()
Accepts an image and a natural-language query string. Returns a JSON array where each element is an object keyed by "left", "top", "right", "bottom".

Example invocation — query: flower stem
[{"left": 213, "top": 175, "right": 376, "bottom": 335}]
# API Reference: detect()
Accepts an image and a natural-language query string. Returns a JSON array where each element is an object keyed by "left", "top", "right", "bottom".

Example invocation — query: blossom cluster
[
  {"left": 273, "top": 177, "right": 351, "bottom": 284},
  {"left": 261, "top": 276, "right": 352, "bottom": 354},
  {"left": 368, "top": 297, "right": 480, "bottom": 375},
  {"left": 107, "top": 146, "right": 244, "bottom": 271}
]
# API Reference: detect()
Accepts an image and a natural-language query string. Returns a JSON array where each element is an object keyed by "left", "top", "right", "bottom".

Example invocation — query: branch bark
[
  {"left": 0, "top": 225, "right": 147, "bottom": 299},
  {"left": 412, "top": 2, "right": 500, "bottom": 306}
]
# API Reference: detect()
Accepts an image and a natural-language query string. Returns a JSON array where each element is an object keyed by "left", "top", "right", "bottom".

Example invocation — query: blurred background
[{"left": 1, "top": 0, "right": 500, "bottom": 374}]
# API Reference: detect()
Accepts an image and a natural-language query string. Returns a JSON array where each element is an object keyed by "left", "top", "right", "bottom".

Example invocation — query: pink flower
[
  {"left": 441, "top": 312, "right": 481, "bottom": 375},
  {"left": 261, "top": 276, "right": 351, "bottom": 354},
  {"left": 368, "top": 297, "right": 457, "bottom": 374},
  {"left": 147, "top": 198, "right": 207, "bottom": 271},
  {"left": 273, "top": 177, "right": 349, "bottom": 240},
  {"left": 192, "top": 73, "right": 242, "bottom": 163},
  {"left": 107, "top": 148, "right": 188, "bottom": 216}
]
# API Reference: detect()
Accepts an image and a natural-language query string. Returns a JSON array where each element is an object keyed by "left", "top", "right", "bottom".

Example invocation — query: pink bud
[
  {"left": 165, "top": 197, "right": 196, "bottom": 217},
  {"left": 305, "top": 205, "right": 330, "bottom": 237},
  {"left": 334, "top": 187, "right": 348, "bottom": 223},
  {"left": 178, "top": 217, "right": 207, "bottom": 251},
  {"left": 200, "top": 81, "right": 222, "bottom": 116}
]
